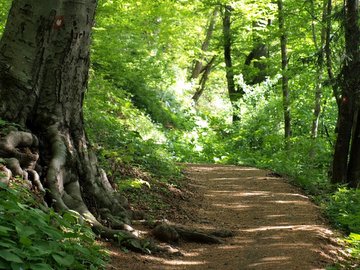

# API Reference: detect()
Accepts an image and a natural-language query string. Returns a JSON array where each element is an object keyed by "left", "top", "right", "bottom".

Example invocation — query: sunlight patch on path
[{"left": 109, "top": 164, "right": 343, "bottom": 270}]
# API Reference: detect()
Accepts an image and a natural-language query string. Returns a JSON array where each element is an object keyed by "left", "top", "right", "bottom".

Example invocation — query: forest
[{"left": 0, "top": 0, "right": 359, "bottom": 269}]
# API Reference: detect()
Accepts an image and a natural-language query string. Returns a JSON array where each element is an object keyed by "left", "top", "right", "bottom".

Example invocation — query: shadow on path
[{"left": 108, "top": 164, "right": 343, "bottom": 270}]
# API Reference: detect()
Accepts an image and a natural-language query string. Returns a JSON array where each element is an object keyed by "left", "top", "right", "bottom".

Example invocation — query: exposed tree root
[
  {"left": 0, "top": 130, "right": 40, "bottom": 191},
  {"left": 0, "top": 164, "right": 11, "bottom": 185},
  {"left": 0, "top": 125, "right": 232, "bottom": 255},
  {"left": 151, "top": 222, "right": 233, "bottom": 244},
  {"left": 0, "top": 125, "right": 170, "bottom": 254}
]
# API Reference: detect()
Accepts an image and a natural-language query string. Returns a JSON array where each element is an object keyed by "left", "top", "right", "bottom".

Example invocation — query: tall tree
[
  {"left": 0, "top": 0, "right": 133, "bottom": 238},
  {"left": 191, "top": 6, "right": 219, "bottom": 103},
  {"left": 277, "top": 0, "right": 292, "bottom": 140},
  {"left": 223, "top": 4, "right": 243, "bottom": 122},
  {"left": 331, "top": 0, "right": 360, "bottom": 187},
  {"left": 324, "top": 0, "right": 341, "bottom": 107},
  {"left": 310, "top": 0, "right": 327, "bottom": 138}
]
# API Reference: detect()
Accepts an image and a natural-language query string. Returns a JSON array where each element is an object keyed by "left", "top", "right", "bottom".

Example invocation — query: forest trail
[{"left": 107, "top": 164, "right": 344, "bottom": 270}]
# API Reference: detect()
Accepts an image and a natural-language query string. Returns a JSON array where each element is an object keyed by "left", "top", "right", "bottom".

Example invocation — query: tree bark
[
  {"left": 331, "top": 0, "right": 360, "bottom": 186},
  {"left": 192, "top": 56, "right": 216, "bottom": 103},
  {"left": 277, "top": 0, "right": 292, "bottom": 141},
  {"left": 0, "top": 0, "right": 133, "bottom": 236},
  {"left": 311, "top": 0, "right": 327, "bottom": 138},
  {"left": 223, "top": 5, "right": 242, "bottom": 122},
  {"left": 324, "top": 0, "right": 341, "bottom": 107}
]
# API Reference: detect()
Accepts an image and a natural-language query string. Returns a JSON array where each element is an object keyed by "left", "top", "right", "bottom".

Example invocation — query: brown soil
[{"left": 106, "top": 164, "right": 347, "bottom": 270}]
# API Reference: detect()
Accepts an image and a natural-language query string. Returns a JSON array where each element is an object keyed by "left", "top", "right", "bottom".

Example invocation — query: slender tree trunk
[
  {"left": 347, "top": 110, "right": 360, "bottom": 187},
  {"left": 223, "top": 5, "right": 242, "bottom": 122},
  {"left": 0, "top": 0, "right": 133, "bottom": 237},
  {"left": 190, "top": 7, "right": 218, "bottom": 80},
  {"left": 332, "top": 0, "right": 360, "bottom": 186},
  {"left": 192, "top": 56, "right": 216, "bottom": 103},
  {"left": 277, "top": 0, "right": 291, "bottom": 140},
  {"left": 311, "top": 0, "right": 327, "bottom": 138},
  {"left": 324, "top": 0, "right": 341, "bottom": 107}
]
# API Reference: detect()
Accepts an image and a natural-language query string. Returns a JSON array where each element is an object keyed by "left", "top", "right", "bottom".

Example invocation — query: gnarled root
[
  {"left": 151, "top": 222, "right": 233, "bottom": 244},
  {"left": 0, "top": 130, "right": 41, "bottom": 191},
  {"left": 0, "top": 131, "right": 39, "bottom": 167},
  {"left": 0, "top": 126, "right": 188, "bottom": 255},
  {"left": 0, "top": 165, "right": 11, "bottom": 185},
  {"left": 26, "top": 169, "right": 45, "bottom": 193},
  {"left": 44, "top": 124, "right": 140, "bottom": 245}
]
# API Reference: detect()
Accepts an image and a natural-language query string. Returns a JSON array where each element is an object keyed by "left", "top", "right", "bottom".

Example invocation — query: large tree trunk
[
  {"left": 223, "top": 5, "right": 243, "bottom": 122},
  {"left": 277, "top": 0, "right": 292, "bottom": 141},
  {"left": 331, "top": 0, "right": 360, "bottom": 187},
  {"left": 0, "top": 0, "right": 132, "bottom": 237}
]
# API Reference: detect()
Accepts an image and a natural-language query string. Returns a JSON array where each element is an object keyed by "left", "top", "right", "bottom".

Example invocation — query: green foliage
[
  {"left": 92, "top": 0, "right": 204, "bottom": 128},
  {"left": 166, "top": 116, "right": 230, "bottom": 163},
  {"left": 0, "top": 1, "right": 10, "bottom": 37},
  {"left": 0, "top": 183, "right": 108, "bottom": 270},
  {"left": 326, "top": 188, "right": 360, "bottom": 234},
  {"left": 325, "top": 188, "right": 360, "bottom": 260},
  {"left": 345, "top": 233, "right": 360, "bottom": 259},
  {"left": 117, "top": 178, "right": 151, "bottom": 191},
  {"left": 85, "top": 74, "right": 181, "bottom": 181}
]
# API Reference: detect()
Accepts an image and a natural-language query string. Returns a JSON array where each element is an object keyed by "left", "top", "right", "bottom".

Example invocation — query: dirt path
[{"left": 107, "top": 164, "right": 344, "bottom": 270}]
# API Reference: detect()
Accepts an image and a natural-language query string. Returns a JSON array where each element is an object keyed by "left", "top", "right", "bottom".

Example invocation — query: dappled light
[{"left": 112, "top": 165, "right": 343, "bottom": 269}]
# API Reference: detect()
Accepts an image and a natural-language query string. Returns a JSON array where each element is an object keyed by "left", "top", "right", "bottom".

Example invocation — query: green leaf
[
  {"left": 52, "top": 253, "right": 75, "bottom": 267},
  {"left": 30, "top": 263, "right": 53, "bottom": 270},
  {"left": 0, "top": 225, "right": 13, "bottom": 236},
  {"left": 19, "top": 236, "right": 32, "bottom": 246},
  {"left": 15, "top": 223, "right": 36, "bottom": 238},
  {"left": 129, "top": 239, "right": 142, "bottom": 250},
  {"left": 0, "top": 182, "right": 8, "bottom": 189},
  {"left": 62, "top": 211, "right": 80, "bottom": 225},
  {"left": 10, "top": 262, "right": 23, "bottom": 270},
  {"left": 349, "top": 233, "right": 360, "bottom": 241},
  {"left": 0, "top": 259, "right": 10, "bottom": 270},
  {"left": 0, "top": 242, "right": 12, "bottom": 248},
  {"left": 0, "top": 250, "right": 23, "bottom": 263}
]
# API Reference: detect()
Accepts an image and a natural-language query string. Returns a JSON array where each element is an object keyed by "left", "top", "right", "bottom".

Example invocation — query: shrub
[{"left": 0, "top": 182, "right": 108, "bottom": 270}]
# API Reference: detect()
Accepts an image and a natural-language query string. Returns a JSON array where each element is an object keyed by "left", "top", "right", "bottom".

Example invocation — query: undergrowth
[
  {"left": 85, "top": 74, "right": 181, "bottom": 181},
  {"left": 0, "top": 181, "right": 108, "bottom": 270}
]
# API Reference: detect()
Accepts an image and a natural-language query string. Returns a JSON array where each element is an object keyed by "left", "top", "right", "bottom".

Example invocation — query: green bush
[
  {"left": 345, "top": 233, "right": 360, "bottom": 259},
  {"left": 85, "top": 74, "right": 181, "bottom": 181},
  {"left": 325, "top": 188, "right": 360, "bottom": 260},
  {"left": 326, "top": 188, "right": 360, "bottom": 234},
  {"left": 0, "top": 182, "right": 108, "bottom": 270}
]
